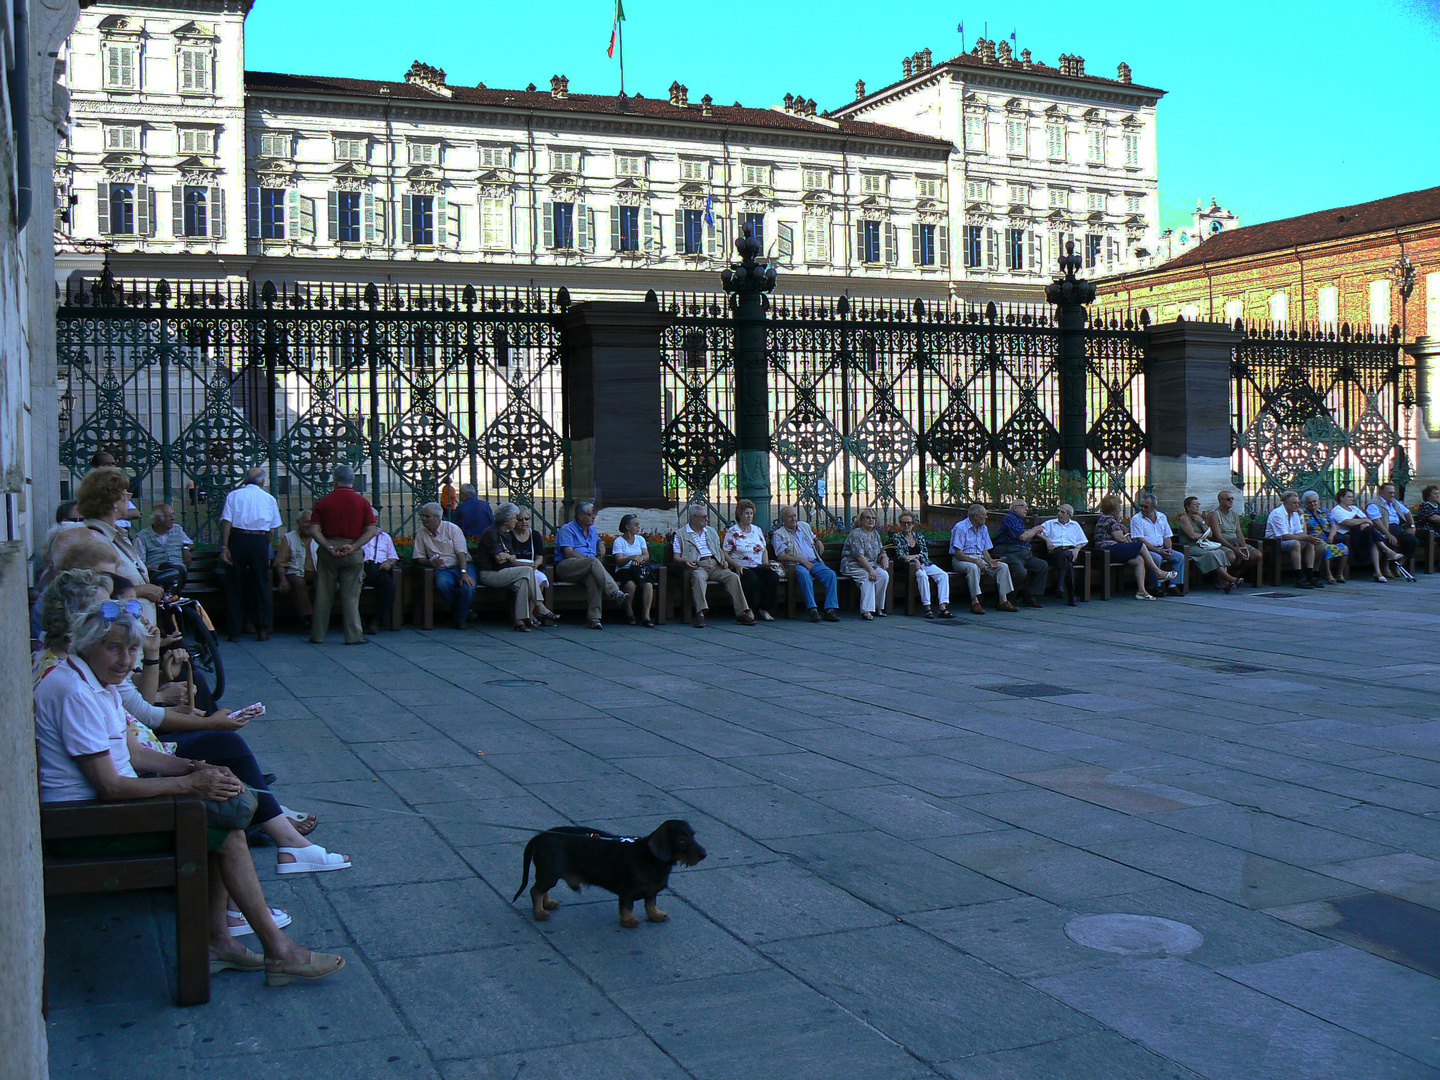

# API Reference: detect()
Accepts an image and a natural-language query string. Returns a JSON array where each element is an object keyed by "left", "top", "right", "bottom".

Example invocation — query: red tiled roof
[
  {"left": 243, "top": 71, "right": 953, "bottom": 148},
  {"left": 1162, "top": 185, "right": 1440, "bottom": 270}
]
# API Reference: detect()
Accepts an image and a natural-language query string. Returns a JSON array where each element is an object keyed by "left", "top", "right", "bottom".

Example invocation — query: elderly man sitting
[
  {"left": 413, "top": 501, "right": 476, "bottom": 628},
  {"left": 991, "top": 499, "right": 1049, "bottom": 608},
  {"left": 771, "top": 505, "right": 839, "bottom": 622},
  {"left": 1265, "top": 490, "right": 1325, "bottom": 589},
  {"left": 1129, "top": 493, "right": 1185, "bottom": 596},
  {"left": 554, "top": 500, "right": 627, "bottom": 630},
  {"left": 134, "top": 503, "right": 193, "bottom": 591},
  {"left": 951, "top": 503, "right": 1019, "bottom": 614},
  {"left": 673, "top": 503, "right": 755, "bottom": 628},
  {"left": 1039, "top": 503, "right": 1088, "bottom": 606}
]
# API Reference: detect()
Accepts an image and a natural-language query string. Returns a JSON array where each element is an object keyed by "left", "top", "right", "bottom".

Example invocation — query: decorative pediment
[
  {"left": 800, "top": 190, "right": 830, "bottom": 206},
  {"left": 915, "top": 198, "right": 941, "bottom": 213},
  {"left": 857, "top": 194, "right": 889, "bottom": 211},
  {"left": 1004, "top": 96, "right": 1027, "bottom": 113},
  {"left": 858, "top": 208, "right": 886, "bottom": 223},
  {"left": 409, "top": 178, "right": 442, "bottom": 195},
  {"left": 615, "top": 189, "right": 644, "bottom": 207},
  {"left": 738, "top": 185, "right": 770, "bottom": 200},
  {"left": 172, "top": 21, "right": 217, "bottom": 40},
  {"left": 476, "top": 168, "right": 510, "bottom": 183},
  {"left": 1120, "top": 113, "right": 1142, "bottom": 128},
  {"left": 176, "top": 155, "right": 215, "bottom": 171},
  {"left": 1046, "top": 209, "right": 1070, "bottom": 222},
  {"left": 1044, "top": 103, "right": 1067, "bottom": 117},
  {"left": 547, "top": 172, "right": 579, "bottom": 188},
  {"left": 406, "top": 165, "right": 439, "bottom": 181},
  {"left": 1082, "top": 107, "right": 1104, "bottom": 123},
  {"left": 1124, "top": 213, "right": 1145, "bottom": 225},
  {"left": 98, "top": 14, "right": 142, "bottom": 35},
  {"left": 678, "top": 181, "right": 708, "bottom": 196},
  {"left": 1086, "top": 210, "right": 1105, "bottom": 223},
  {"left": 101, "top": 152, "right": 143, "bottom": 169},
  {"left": 966, "top": 200, "right": 988, "bottom": 212},
  {"left": 331, "top": 162, "right": 371, "bottom": 179},
  {"left": 680, "top": 194, "right": 707, "bottom": 211},
  {"left": 255, "top": 161, "right": 297, "bottom": 186},
  {"left": 1008, "top": 204, "right": 1030, "bottom": 218},
  {"left": 614, "top": 177, "right": 648, "bottom": 192}
]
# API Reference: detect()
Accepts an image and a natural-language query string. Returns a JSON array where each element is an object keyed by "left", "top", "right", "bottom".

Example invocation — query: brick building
[{"left": 1096, "top": 185, "right": 1440, "bottom": 340}]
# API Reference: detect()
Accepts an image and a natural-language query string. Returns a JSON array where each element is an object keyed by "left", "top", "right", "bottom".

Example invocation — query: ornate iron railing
[
  {"left": 1231, "top": 320, "right": 1416, "bottom": 507},
  {"left": 57, "top": 276, "right": 570, "bottom": 542}
]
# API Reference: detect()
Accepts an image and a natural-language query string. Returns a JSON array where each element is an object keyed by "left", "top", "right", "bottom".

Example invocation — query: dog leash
[{"left": 287, "top": 793, "right": 633, "bottom": 838}]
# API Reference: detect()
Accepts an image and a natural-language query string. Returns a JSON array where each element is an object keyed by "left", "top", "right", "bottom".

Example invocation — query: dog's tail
[{"left": 511, "top": 836, "right": 536, "bottom": 903}]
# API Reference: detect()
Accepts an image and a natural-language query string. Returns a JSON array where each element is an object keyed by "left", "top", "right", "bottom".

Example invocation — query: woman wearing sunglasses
[{"left": 34, "top": 603, "right": 344, "bottom": 985}]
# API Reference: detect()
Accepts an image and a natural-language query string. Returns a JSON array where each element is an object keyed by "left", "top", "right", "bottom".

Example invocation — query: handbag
[
  {"left": 204, "top": 784, "right": 260, "bottom": 830},
  {"left": 1192, "top": 539, "right": 1223, "bottom": 551}
]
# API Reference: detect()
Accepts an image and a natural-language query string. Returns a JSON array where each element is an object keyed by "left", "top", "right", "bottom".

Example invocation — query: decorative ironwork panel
[{"left": 1084, "top": 326, "right": 1149, "bottom": 505}]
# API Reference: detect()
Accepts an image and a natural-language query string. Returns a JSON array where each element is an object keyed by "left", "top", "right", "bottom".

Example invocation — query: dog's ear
[{"left": 647, "top": 827, "right": 673, "bottom": 863}]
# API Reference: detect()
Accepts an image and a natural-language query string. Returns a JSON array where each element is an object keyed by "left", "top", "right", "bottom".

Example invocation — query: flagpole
[{"left": 618, "top": 18, "right": 624, "bottom": 96}]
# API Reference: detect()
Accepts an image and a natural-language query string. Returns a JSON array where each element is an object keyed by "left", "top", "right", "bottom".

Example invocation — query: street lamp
[{"left": 722, "top": 224, "right": 777, "bottom": 528}]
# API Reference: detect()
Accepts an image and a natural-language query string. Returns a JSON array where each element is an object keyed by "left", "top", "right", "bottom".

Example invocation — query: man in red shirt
[{"left": 306, "top": 465, "right": 378, "bottom": 644}]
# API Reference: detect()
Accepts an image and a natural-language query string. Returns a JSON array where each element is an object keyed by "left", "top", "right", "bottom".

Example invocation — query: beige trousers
[{"left": 478, "top": 566, "right": 536, "bottom": 622}]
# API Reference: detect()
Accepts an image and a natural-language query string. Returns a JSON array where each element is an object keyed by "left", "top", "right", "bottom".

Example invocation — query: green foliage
[{"left": 941, "top": 464, "right": 1090, "bottom": 511}]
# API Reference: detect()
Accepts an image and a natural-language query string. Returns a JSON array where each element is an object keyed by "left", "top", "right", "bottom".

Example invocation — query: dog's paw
[
  {"left": 619, "top": 914, "right": 641, "bottom": 928},
  {"left": 532, "top": 909, "right": 551, "bottom": 921},
  {"left": 542, "top": 898, "right": 561, "bottom": 911},
  {"left": 646, "top": 909, "right": 669, "bottom": 923}
]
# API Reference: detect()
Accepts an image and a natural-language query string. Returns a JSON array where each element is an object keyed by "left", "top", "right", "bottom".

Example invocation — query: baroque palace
[{"left": 55, "top": 0, "right": 1165, "bottom": 300}]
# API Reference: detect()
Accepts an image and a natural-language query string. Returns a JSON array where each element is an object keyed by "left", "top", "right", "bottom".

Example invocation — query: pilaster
[{"left": 1144, "top": 319, "right": 1242, "bottom": 509}]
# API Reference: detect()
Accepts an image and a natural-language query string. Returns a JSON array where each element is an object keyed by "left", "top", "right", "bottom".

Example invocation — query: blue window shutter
[
  {"left": 542, "top": 200, "right": 554, "bottom": 248},
  {"left": 171, "top": 187, "right": 184, "bottom": 237},
  {"left": 97, "top": 184, "right": 110, "bottom": 234},
  {"left": 401, "top": 194, "right": 413, "bottom": 245},
  {"left": 247, "top": 186, "right": 259, "bottom": 239},
  {"left": 211, "top": 186, "right": 225, "bottom": 238},
  {"left": 436, "top": 194, "right": 448, "bottom": 246},
  {"left": 362, "top": 190, "right": 375, "bottom": 242},
  {"left": 327, "top": 191, "right": 339, "bottom": 240},
  {"left": 939, "top": 225, "right": 949, "bottom": 267},
  {"left": 642, "top": 205, "right": 653, "bottom": 252},
  {"left": 611, "top": 207, "right": 622, "bottom": 252}
]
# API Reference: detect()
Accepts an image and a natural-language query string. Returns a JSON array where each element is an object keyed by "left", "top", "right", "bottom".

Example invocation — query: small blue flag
[
  {"left": 703, "top": 195, "right": 714, "bottom": 227},
  {"left": 1009, "top": 29, "right": 1016, "bottom": 42},
  {"left": 956, "top": 20, "right": 963, "bottom": 32}
]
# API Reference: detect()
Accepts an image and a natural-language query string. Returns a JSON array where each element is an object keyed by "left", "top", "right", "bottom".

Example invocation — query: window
[
  {"left": 1085, "top": 233, "right": 1101, "bottom": 269},
  {"left": 1046, "top": 123, "right": 1065, "bottom": 159},
  {"left": 858, "top": 220, "right": 881, "bottom": 263},
  {"left": 104, "top": 125, "right": 140, "bottom": 151},
  {"left": 1315, "top": 288, "right": 1337, "bottom": 325},
  {"left": 334, "top": 138, "right": 366, "bottom": 162},
  {"left": 1224, "top": 299, "right": 1244, "bottom": 324},
  {"left": 860, "top": 173, "right": 886, "bottom": 195},
  {"left": 258, "top": 188, "right": 285, "bottom": 239},
  {"left": 1369, "top": 279, "right": 1391, "bottom": 330},
  {"left": 1125, "top": 193, "right": 1142, "bottom": 214},
  {"left": 681, "top": 208, "right": 704, "bottom": 255},
  {"left": 178, "top": 48, "right": 211, "bottom": 93},
  {"left": 330, "top": 191, "right": 362, "bottom": 243},
  {"left": 803, "top": 215, "right": 829, "bottom": 262},
  {"left": 102, "top": 43, "right": 137, "bottom": 90},
  {"left": 480, "top": 197, "right": 508, "bottom": 248},
  {"left": 1087, "top": 191, "right": 1105, "bottom": 212},
  {"left": 1049, "top": 188, "right": 1068, "bottom": 209},
  {"left": 680, "top": 159, "right": 708, "bottom": 182},
  {"left": 550, "top": 201, "right": 575, "bottom": 248},
  {"left": 916, "top": 177, "right": 940, "bottom": 200},
  {"left": 915, "top": 223, "right": 937, "bottom": 266},
  {"left": 965, "top": 180, "right": 988, "bottom": 203},
  {"left": 742, "top": 163, "right": 770, "bottom": 187},
  {"left": 1124, "top": 134, "right": 1140, "bottom": 167},
  {"left": 1270, "top": 292, "right": 1289, "bottom": 325},
  {"left": 178, "top": 128, "right": 213, "bottom": 155},
  {"left": 803, "top": 167, "right": 828, "bottom": 191},
  {"left": 405, "top": 194, "right": 435, "bottom": 245},
  {"left": 479, "top": 146, "right": 510, "bottom": 169},
  {"left": 1008, "top": 183, "right": 1028, "bottom": 206},
  {"left": 259, "top": 133, "right": 289, "bottom": 159},
  {"left": 963, "top": 225, "right": 983, "bottom": 269},
  {"left": 180, "top": 186, "right": 207, "bottom": 236},
  {"left": 1180, "top": 303, "right": 1202, "bottom": 321},
  {"left": 616, "top": 154, "right": 644, "bottom": 178},
  {"left": 964, "top": 114, "right": 986, "bottom": 151},
  {"left": 741, "top": 211, "right": 764, "bottom": 249},
  {"left": 615, "top": 205, "right": 641, "bottom": 252},
  {"left": 1087, "top": 128, "right": 1105, "bottom": 163},
  {"left": 105, "top": 183, "right": 135, "bottom": 234},
  {"left": 1006, "top": 227, "right": 1026, "bottom": 271},
  {"left": 1005, "top": 119, "right": 1026, "bottom": 156},
  {"left": 409, "top": 142, "right": 439, "bottom": 166}
]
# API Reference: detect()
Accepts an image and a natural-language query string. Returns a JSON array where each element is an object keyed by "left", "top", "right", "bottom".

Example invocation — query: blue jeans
[
  {"left": 793, "top": 562, "right": 838, "bottom": 610},
  {"left": 435, "top": 567, "right": 475, "bottom": 624},
  {"left": 1148, "top": 550, "right": 1184, "bottom": 589}
]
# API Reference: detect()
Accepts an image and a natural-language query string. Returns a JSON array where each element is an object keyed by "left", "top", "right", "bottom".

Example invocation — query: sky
[{"left": 245, "top": 0, "right": 1440, "bottom": 233}]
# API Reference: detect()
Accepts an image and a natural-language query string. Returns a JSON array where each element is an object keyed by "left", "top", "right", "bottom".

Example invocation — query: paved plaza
[{"left": 43, "top": 578, "right": 1440, "bottom": 1080}]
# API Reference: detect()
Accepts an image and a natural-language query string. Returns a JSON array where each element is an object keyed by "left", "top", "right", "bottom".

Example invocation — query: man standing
[
  {"left": 307, "top": 465, "right": 379, "bottom": 644},
  {"left": 1129, "top": 494, "right": 1185, "bottom": 596},
  {"left": 1366, "top": 482, "right": 1418, "bottom": 576},
  {"left": 413, "top": 502, "right": 476, "bottom": 630},
  {"left": 554, "top": 500, "right": 626, "bottom": 629},
  {"left": 274, "top": 510, "right": 315, "bottom": 627},
  {"left": 456, "top": 483, "right": 494, "bottom": 540},
  {"left": 771, "top": 505, "right": 839, "bottom": 622},
  {"left": 360, "top": 522, "right": 401, "bottom": 634},
  {"left": 135, "top": 503, "right": 193, "bottom": 591},
  {"left": 672, "top": 503, "right": 755, "bottom": 628},
  {"left": 991, "top": 499, "right": 1050, "bottom": 608},
  {"left": 220, "top": 466, "right": 283, "bottom": 642},
  {"left": 1039, "top": 503, "right": 1088, "bottom": 606},
  {"left": 951, "top": 504, "right": 1019, "bottom": 614},
  {"left": 1265, "top": 490, "right": 1324, "bottom": 589}
]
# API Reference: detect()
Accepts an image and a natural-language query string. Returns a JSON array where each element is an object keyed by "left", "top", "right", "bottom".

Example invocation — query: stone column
[
  {"left": 562, "top": 298, "right": 674, "bottom": 511},
  {"left": 1144, "top": 319, "right": 1242, "bottom": 509},
  {"left": 1405, "top": 336, "right": 1440, "bottom": 494}
]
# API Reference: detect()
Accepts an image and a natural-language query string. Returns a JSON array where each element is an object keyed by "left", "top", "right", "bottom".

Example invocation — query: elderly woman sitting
[
  {"left": 1175, "top": 496, "right": 1239, "bottom": 591},
  {"left": 34, "top": 604, "right": 343, "bottom": 984},
  {"left": 891, "top": 510, "right": 953, "bottom": 619},
  {"left": 1302, "top": 490, "right": 1348, "bottom": 584},
  {"left": 841, "top": 509, "right": 890, "bottom": 620},
  {"left": 1092, "top": 493, "right": 1176, "bottom": 601},
  {"left": 723, "top": 500, "right": 780, "bottom": 622},
  {"left": 613, "top": 513, "right": 659, "bottom": 626},
  {"left": 475, "top": 502, "right": 541, "bottom": 632},
  {"left": 1330, "top": 488, "right": 1397, "bottom": 584}
]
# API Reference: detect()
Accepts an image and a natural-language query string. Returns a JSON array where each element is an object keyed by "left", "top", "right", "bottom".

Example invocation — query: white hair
[
  {"left": 494, "top": 502, "right": 520, "bottom": 525},
  {"left": 421, "top": 502, "right": 443, "bottom": 516}
]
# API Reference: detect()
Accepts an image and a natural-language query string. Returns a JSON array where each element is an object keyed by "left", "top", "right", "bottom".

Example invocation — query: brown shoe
[
  {"left": 693, "top": 613, "right": 707, "bottom": 628},
  {"left": 1022, "top": 596, "right": 1042, "bottom": 609},
  {"left": 257, "top": 629, "right": 271, "bottom": 641},
  {"left": 807, "top": 608, "right": 821, "bottom": 622},
  {"left": 822, "top": 608, "right": 840, "bottom": 622},
  {"left": 999, "top": 599, "right": 1020, "bottom": 612},
  {"left": 969, "top": 600, "right": 986, "bottom": 615},
  {"left": 737, "top": 611, "right": 756, "bottom": 626}
]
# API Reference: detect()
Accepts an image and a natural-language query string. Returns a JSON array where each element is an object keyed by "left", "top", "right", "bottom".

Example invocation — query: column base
[{"left": 1149, "top": 455, "right": 1234, "bottom": 511}]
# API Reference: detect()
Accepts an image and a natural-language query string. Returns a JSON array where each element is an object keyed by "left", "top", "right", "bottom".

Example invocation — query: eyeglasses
[{"left": 99, "top": 599, "right": 142, "bottom": 620}]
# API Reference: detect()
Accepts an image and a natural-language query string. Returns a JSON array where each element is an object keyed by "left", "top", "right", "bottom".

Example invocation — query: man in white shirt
[
  {"left": 950, "top": 504, "right": 1018, "bottom": 615},
  {"left": 1038, "top": 503, "right": 1088, "bottom": 606},
  {"left": 220, "top": 467, "right": 284, "bottom": 641},
  {"left": 1264, "top": 490, "right": 1324, "bottom": 589},
  {"left": 361, "top": 524, "right": 401, "bottom": 634},
  {"left": 1366, "top": 482, "right": 1418, "bottom": 572},
  {"left": 1129, "top": 494, "right": 1185, "bottom": 596}
]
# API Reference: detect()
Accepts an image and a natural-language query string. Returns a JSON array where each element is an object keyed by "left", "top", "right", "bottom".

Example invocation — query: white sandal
[
  {"left": 276, "top": 844, "right": 351, "bottom": 875},
  {"left": 227, "top": 907, "right": 292, "bottom": 935},
  {"left": 1135, "top": 592, "right": 1158, "bottom": 601}
]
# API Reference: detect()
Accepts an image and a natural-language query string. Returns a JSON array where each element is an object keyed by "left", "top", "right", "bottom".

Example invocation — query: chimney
[
  {"left": 404, "top": 61, "right": 452, "bottom": 97},
  {"left": 1073, "top": 55, "right": 1085, "bottom": 75},
  {"left": 919, "top": 47, "right": 932, "bottom": 69},
  {"left": 669, "top": 80, "right": 684, "bottom": 105},
  {"left": 550, "top": 74, "right": 568, "bottom": 99},
  {"left": 1020, "top": 48, "right": 1032, "bottom": 68},
  {"left": 783, "top": 92, "right": 795, "bottom": 112},
  {"left": 902, "top": 56, "right": 913, "bottom": 77},
  {"left": 525, "top": 82, "right": 537, "bottom": 92},
  {"left": 806, "top": 98, "right": 818, "bottom": 117},
  {"left": 978, "top": 39, "right": 996, "bottom": 64},
  {"left": 1116, "top": 62, "right": 1132, "bottom": 84},
  {"left": 701, "top": 93, "right": 713, "bottom": 117},
  {"left": 855, "top": 79, "right": 866, "bottom": 100},
  {"left": 997, "top": 40, "right": 1012, "bottom": 63}
]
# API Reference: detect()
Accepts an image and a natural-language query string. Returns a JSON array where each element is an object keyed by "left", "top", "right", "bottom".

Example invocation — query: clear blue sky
[{"left": 247, "top": 0, "right": 1440, "bottom": 232}]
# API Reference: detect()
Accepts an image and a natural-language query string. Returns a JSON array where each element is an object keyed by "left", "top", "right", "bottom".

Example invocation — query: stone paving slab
[{"left": 44, "top": 576, "right": 1440, "bottom": 1079}]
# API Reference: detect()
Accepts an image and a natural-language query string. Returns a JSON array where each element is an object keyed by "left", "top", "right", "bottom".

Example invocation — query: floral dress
[
  {"left": 1417, "top": 500, "right": 1440, "bottom": 541},
  {"left": 1304, "top": 506, "right": 1347, "bottom": 560}
]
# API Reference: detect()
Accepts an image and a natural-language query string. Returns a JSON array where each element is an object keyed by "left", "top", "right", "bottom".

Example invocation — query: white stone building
[{"left": 56, "top": 3, "right": 1166, "bottom": 304}]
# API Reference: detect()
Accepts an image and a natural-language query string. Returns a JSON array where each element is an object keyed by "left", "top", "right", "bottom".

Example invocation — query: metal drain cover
[{"left": 1064, "top": 914, "right": 1203, "bottom": 957}]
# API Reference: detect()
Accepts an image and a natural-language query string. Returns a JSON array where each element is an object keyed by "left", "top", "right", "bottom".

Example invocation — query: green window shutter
[
  {"left": 300, "top": 196, "right": 316, "bottom": 241},
  {"left": 642, "top": 205, "right": 654, "bottom": 252},
  {"left": 674, "top": 211, "right": 684, "bottom": 254},
  {"left": 985, "top": 227, "right": 998, "bottom": 270},
  {"left": 362, "top": 190, "right": 375, "bottom": 242},
  {"left": 285, "top": 188, "right": 299, "bottom": 240},
  {"left": 401, "top": 194, "right": 413, "bottom": 245},
  {"left": 97, "top": 183, "right": 110, "bottom": 234},
  {"left": 911, "top": 223, "right": 921, "bottom": 266},
  {"left": 171, "top": 187, "right": 184, "bottom": 237},
  {"left": 211, "top": 186, "right": 225, "bottom": 238},
  {"left": 246, "top": 186, "right": 259, "bottom": 239},
  {"left": 778, "top": 221, "right": 793, "bottom": 261},
  {"left": 706, "top": 215, "right": 717, "bottom": 257},
  {"left": 327, "top": 191, "right": 339, "bottom": 240},
  {"left": 136, "top": 183, "right": 152, "bottom": 236},
  {"left": 577, "top": 202, "right": 590, "bottom": 251},
  {"left": 1028, "top": 231, "right": 1039, "bottom": 272},
  {"left": 448, "top": 200, "right": 461, "bottom": 247},
  {"left": 885, "top": 222, "right": 897, "bottom": 265},
  {"left": 611, "top": 206, "right": 622, "bottom": 252},
  {"left": 542, "top": 201, "right": 554, "bottom": 248},
  {"left": 855, "top": 221, "right": 864, "bottom": 263},
  {"left": 938, "top": 225, "right": 949, "bottom": 267},
  {"left": 436, "top": 194, "right": 448, "bottom": 246}
]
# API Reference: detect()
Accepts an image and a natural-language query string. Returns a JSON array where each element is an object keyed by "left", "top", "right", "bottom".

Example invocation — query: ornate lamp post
[
  {"left": 1046, "top": 240, "right": 1096, "bottom": 478},
  {"left": 722, "top": 224, "right": 777, "bottom": 527}
]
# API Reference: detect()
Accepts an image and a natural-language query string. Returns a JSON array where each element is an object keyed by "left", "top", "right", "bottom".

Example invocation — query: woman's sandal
[
  {"left": 264, "top": 951, "right": 346, "bottom": 987},
  {"left": 861, "top": 611, "right": 874, "bottom": 621},
  {"left": 276, "top": 845, "right": 351, "bottom": 875},
  {"left": 1135, "top": 592, "right": 1158, "bottom": 601},
  {"left": 643, "top": 618, "right": 655, "bottom": 628},
  {"left": 759, "top": 610, "right": 774, "bottom": 622},
  {"left": 513, "top": 622, "right": 531, "bottom": 632},
  {"left": 211, "top": 945, "right": 266, "bottom": 973},
  {"left": 226, "top": 906, "right": 291, "bottom": 936},
  {"left": 627, "top": 615, "right": 638, "bottom": 625},
  {"left": 280, "top": 806, "right": 319, "bottom": 836}
]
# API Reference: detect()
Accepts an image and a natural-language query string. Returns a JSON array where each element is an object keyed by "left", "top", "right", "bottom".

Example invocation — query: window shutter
[
  {"left": 985, "top": 227, "right": 998, "bottom": 270},
  {"left": 136, "top": 184, "right": 152, "bottom": 236},
  {"left": 778, "top": 221, "right": 793, "bottom": 261},
  {"left": 855, "top": 221, "right": 864, "bottom": 264},
  {"left": 542, "top": 201, "right": 554, "bottom": 248},
  {"left": 171, "top": 187, "right": 184, "bottom": 237},
  {"left": 375, "top": 197, "right": 387, "bottom": 244},
  {"left": 576, "top": 204, "right": 590, "bottom": 251},
  {"left": 97, "top": 184, "right": 110, "bottom": 234},
  {"left": 706, "top": 214, "right": 717, "bottom": 257},
  {"left": 583, "top": 205, "right": 595, "bottom": 251},
  {"left": 611, "top": 207, "right": 622, "bottom": 252},
  {"left": 300, "top": 196, "right": 316, "bottom": 241},
  {"left": 246, "top": 186, "right": 259, "bottom": 239},
  {"left": 362, "top": 190, "right": 375, "bottom": 242},
  {"left": 401, "top": 194, "right": 413, "bottom": 245},
  {"left": 1028, "top": 231, "right": 1039, "bottom": 272},
  {"left": 642, "top": 205, "right": 654, "bottom": 252},
  {"left": 675, "top": 212, "right": 685, "bottom": 254},
  {"left": 911, "top": 223, "right": 921, "bottom": 266},
  {"left": 448, "top": 200, "right": 461, "bottom": 247},
  {"left": 938, "top": 225, "right": 949, "bottom": 267},
  {"left": 436, "top": 194, "right": 448, "bottom": 246},
  {"left": 327, "top": 191, "right": 339, "bottom": 240},
  {"left": 885, "top": 222, "right": 897, "bottom": 266},
  {"left": 211, "top": 186, "right": 225, "bottom": 238}
]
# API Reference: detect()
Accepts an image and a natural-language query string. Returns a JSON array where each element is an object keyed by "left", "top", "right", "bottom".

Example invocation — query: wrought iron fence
[
  {"left": 57, "top": 276, "right": 570, "bottom": 542},
  {"left": 1231, "top": 320, "right": 1416, "bottom": 509},
  {"left": 659, "top": 292, "right": 1150, "bottom": 525}
]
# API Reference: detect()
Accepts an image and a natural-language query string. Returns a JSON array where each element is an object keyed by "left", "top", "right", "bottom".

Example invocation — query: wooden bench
[
  {"left": 409, "top": 563, "right": 575, "bottom": 629},
  {"left": 41, "top": 795, "right": 211, "bottom": 1006}
]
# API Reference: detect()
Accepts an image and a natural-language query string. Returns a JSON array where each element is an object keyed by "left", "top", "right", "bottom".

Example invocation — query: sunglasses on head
[{"left": 99, "top": 599, "right": 143, "bottom": 620}]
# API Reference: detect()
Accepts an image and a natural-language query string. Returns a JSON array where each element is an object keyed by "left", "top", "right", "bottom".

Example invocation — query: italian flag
[{"left": 607, "top": 0, "right": 625, "bottom": 57}]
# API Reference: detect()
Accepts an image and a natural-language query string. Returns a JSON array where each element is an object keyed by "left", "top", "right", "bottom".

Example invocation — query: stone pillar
[
  {"left": 562, "top": 298, "right": 674, "bottom": 511},
  {"left": 1144, "top": 319, "right": 1242, "bottom": 509},
  {"left": 1406, "top": 336, "right": 1440, "bottom": 494}
]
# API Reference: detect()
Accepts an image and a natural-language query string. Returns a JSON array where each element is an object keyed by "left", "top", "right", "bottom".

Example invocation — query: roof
[
  {"left": 1162, "top": 185, "right": 1440, "bottom": 270},
  {"left": 838, "top": 50, "right": 1164, "bottom": 117},
  {"left": 243, "top": 71, "right": 953, "bottom": 149}
]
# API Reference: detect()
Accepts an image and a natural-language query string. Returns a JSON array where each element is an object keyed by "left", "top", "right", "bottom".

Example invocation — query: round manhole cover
[
  {"left": 485, "top": 678, "right": 546, "bottom": 687},
  {"left": 1064, "top": 914, "right": 1203, "bottom": 958}
]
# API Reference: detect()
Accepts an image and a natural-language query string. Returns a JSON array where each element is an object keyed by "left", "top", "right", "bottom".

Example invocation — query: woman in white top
[
  {"left": 34, "top": 603, "right": 344, "bottom": 985},
  {"left": 722, "top": 499, "right": 779, "bottom": 621},
  {"left": 611, "top": 513, "right": 657, "bottom": 626},
  {"left": 1330, "top": 487, "right": 1396, "bottom": 583}
]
